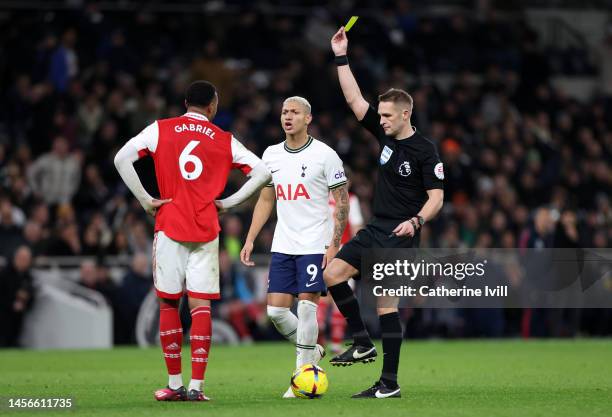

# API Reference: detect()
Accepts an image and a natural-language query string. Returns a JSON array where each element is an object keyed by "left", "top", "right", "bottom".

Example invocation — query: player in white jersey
[{"left": 240, "top": 96, "right": 349, "bottom": 398}]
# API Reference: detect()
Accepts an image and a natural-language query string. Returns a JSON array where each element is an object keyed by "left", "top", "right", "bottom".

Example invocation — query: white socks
[
  {"left": 168, "top": 373, "right": 202, "bottom": 392},
  {"left": 188, "top": 379, "right": 203, "bottom": 391},
  {"left": 267, "top": 301, "right": 319, "bottom": 368},
  {"left": 168, "top": 374, "right": 183, "bottom": 390},
  {"left": 296, "top": 300, "right": 318, "bottom": 368},
  {"left": 267, "top": 305, "right": 298, "bottom": 343}
]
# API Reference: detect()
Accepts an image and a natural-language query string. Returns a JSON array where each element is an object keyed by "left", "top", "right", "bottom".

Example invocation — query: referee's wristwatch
[
  {"left": 411, "top": 215, "right": 425, "bottom": 230},
  {"left": 416, "top": 215, "right": 425, "bottom": 227}
]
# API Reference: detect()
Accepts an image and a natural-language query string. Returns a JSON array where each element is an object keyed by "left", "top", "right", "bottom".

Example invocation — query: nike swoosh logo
[
  {"left": 272, "top": 169, "right": 280, "bottom": 173},
  {"left": 305, "top": 282, "right": 318, "bottom": 288},
  {"left": 375, "top": 388, "right": 400, "bottom": 398},
  {"left": 352, "top": 347, "right": 375, "bottom": 359}
]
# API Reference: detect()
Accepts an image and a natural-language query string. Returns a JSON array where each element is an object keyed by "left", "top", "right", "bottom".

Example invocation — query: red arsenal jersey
[{"left": 128, "top": 112, "right": 261, "bottom": 242}]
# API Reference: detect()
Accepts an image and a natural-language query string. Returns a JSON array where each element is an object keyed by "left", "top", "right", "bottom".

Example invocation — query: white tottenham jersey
[{"left": 263, "top": 136, "right": 346, "bottom": 255}]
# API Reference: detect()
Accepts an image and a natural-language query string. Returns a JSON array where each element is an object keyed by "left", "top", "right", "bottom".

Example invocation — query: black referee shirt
[{"left": 360, "top": 105, "right": 444, "bottom": 228}]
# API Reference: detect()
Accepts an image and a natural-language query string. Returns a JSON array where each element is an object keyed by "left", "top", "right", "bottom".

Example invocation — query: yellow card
[{"left": 344, "top": 16, "right": 359, "bottom": 32}]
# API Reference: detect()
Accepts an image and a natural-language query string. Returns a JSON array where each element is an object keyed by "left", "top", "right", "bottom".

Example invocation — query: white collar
[{"left": 184, "top": 112, "right": 209, "bottom": 121}]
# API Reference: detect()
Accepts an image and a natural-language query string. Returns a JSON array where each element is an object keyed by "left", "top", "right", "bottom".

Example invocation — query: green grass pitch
[{"left": 1, "top": 340, "right": 611, "bottom": 417}]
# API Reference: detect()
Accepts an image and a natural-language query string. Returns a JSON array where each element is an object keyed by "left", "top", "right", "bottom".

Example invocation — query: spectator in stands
[
  {"left": 28, "top": 202, "right": 50, "bottom": 235},
  {"left": 107, "top": 230, "right": 131, "bottom": 256},
  {"left": 26, "top": 136, "right": 81, "bottom": 205},
  {"left": 520, "top": 207, "right": 557, "bottom": 338},
  {"left": 222, "top": 215, "right": 243, "bottom": 260},
  {"left": 217, "top": 250, "right": 264, "bottom": 343},
  {"left": 0, "top": 246, "right": 35, "bottom": 347},
  {"left": 115, "top": 253, "right": 152, "bottom": 344},
  {"left": 74, "top": 164, "right": 110, "bottom": 217},
  {"left": 22, "top": 221, "right": 47, "bottom": 257},
  {"left": 78, "top": 259, "right": 117, "bottom": 302},
  {"left": 82, "top": 223, "right": 103, "bottom": 256},
  {"left": 77, "top": 94, "right": 104, "bottom": 148},
  {"left": 0, "top": 196, "right": 25, "bottom": 258},
  {"left": 520, "top": 207, "right": 555, "bottom": 249},
  {"left": 47, "top": 222, "right": 81, "bottom": 256},
  {"left": 49, "top": 28, "right": 78, "bottom": 93},
  {"left": 127, "top": 221, "right": 152, "bottom": 255}
]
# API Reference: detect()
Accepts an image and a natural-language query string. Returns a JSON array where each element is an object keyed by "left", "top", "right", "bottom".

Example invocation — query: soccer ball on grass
[{"left": 290, "top": 364, "right": 328, "bottom": 399}]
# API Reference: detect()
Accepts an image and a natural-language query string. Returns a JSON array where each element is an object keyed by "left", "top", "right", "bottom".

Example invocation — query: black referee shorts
[{"left": 335, "top": 222, "right": 420, "bottom": 276}]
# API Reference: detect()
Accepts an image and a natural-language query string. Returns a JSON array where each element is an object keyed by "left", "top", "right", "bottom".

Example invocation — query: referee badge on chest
[{"left": 380, "top": 145, "right": 393, "bottom": 165}]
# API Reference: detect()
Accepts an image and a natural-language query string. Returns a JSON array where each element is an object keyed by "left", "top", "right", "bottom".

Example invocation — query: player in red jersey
[{"left": 114, "top": 81, "right": 271, "bottom": 402}]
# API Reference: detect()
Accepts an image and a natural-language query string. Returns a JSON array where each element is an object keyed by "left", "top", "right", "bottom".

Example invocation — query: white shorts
[{"left": 152, "top": 231, "right": 220, "bottom": 300}]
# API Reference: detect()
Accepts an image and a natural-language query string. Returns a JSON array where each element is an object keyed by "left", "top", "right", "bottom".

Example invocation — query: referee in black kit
[{"left": 324, "top": 26, "right": 444, "bottom": 398}]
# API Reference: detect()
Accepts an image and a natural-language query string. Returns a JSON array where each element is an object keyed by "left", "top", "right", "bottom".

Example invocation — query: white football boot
[{"left": 283, "top": 386, "right": 296, "bottom": 398}]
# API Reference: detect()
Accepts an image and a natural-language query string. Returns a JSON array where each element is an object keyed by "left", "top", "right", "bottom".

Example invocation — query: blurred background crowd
[{"left": 0, "top": 0, "right": 611, "bottom": 347}]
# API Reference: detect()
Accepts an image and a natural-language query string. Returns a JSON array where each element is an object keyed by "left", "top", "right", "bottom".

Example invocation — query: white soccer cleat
[
  {"left": 283, "top": 386, "right": 296, "bottom": 398},
  {"left": 314, "top": 344, "right": 326, "bottom": 365}
]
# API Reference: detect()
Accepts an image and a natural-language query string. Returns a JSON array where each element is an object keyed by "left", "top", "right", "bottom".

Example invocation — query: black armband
[{"left": 334, "top": 55, "right": 349, "bottom": 66}]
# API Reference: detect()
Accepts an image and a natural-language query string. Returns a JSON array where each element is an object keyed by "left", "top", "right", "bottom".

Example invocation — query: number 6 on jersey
[{"left": 179, "top": 140, "right": 203, "bottom": 180}]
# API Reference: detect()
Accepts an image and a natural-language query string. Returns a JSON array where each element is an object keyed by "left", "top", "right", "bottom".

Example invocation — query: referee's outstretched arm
[{"left": 331, "top": 27, "right": 369, "bottom": 121}]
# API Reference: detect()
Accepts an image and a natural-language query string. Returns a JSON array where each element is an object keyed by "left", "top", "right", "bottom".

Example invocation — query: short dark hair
[
  {"left": 378, "top": 88, "right": 413, "bottom": 110},
  {"left": 185, "top": 81, "right": 217, "bottom": 107}
]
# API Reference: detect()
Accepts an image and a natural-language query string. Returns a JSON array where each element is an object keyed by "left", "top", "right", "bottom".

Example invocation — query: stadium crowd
[{"left": 1, "top": 5, "right": 611, "bottom": 346}]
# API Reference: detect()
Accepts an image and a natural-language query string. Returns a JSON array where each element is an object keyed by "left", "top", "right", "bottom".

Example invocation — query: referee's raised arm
[{"left": 331, "top": 27, "right": 369, "bottom": 121}]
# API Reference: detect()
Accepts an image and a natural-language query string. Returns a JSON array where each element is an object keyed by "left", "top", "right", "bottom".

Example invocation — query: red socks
[
  {"left": 159, "top": 302, "right": 212, "bottom": 388},
  {"left": 159, "top": 302, "right": 183, "bottom": 376},
  {"left": 190, "top": 306, "right": 212, "bottom": 381}
]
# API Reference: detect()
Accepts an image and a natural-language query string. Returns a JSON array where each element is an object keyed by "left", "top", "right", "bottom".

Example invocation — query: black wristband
[{"left": 334, "top": 55, "right": 349, "bottom": 66}]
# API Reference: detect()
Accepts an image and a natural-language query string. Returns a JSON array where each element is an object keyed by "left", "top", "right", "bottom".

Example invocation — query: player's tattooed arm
[
  {"left": 323, "top": 183, "right": 349, "bottom": 268},
  {"left": 330, "top": 183, "right": 350, "bottom": 248}
]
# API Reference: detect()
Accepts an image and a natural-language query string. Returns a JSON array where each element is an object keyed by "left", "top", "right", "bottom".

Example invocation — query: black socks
[
  {"left": 379, "top": 311, "right": 403, "bottom": 389},
  {"left": 328, "top": 281, "right": 372, "bottom": 347}
]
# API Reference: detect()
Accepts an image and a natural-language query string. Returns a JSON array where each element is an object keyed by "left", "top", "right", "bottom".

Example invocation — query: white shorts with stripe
[{"left": 153, "top": 231, "right": 220, "bottom": 300}]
